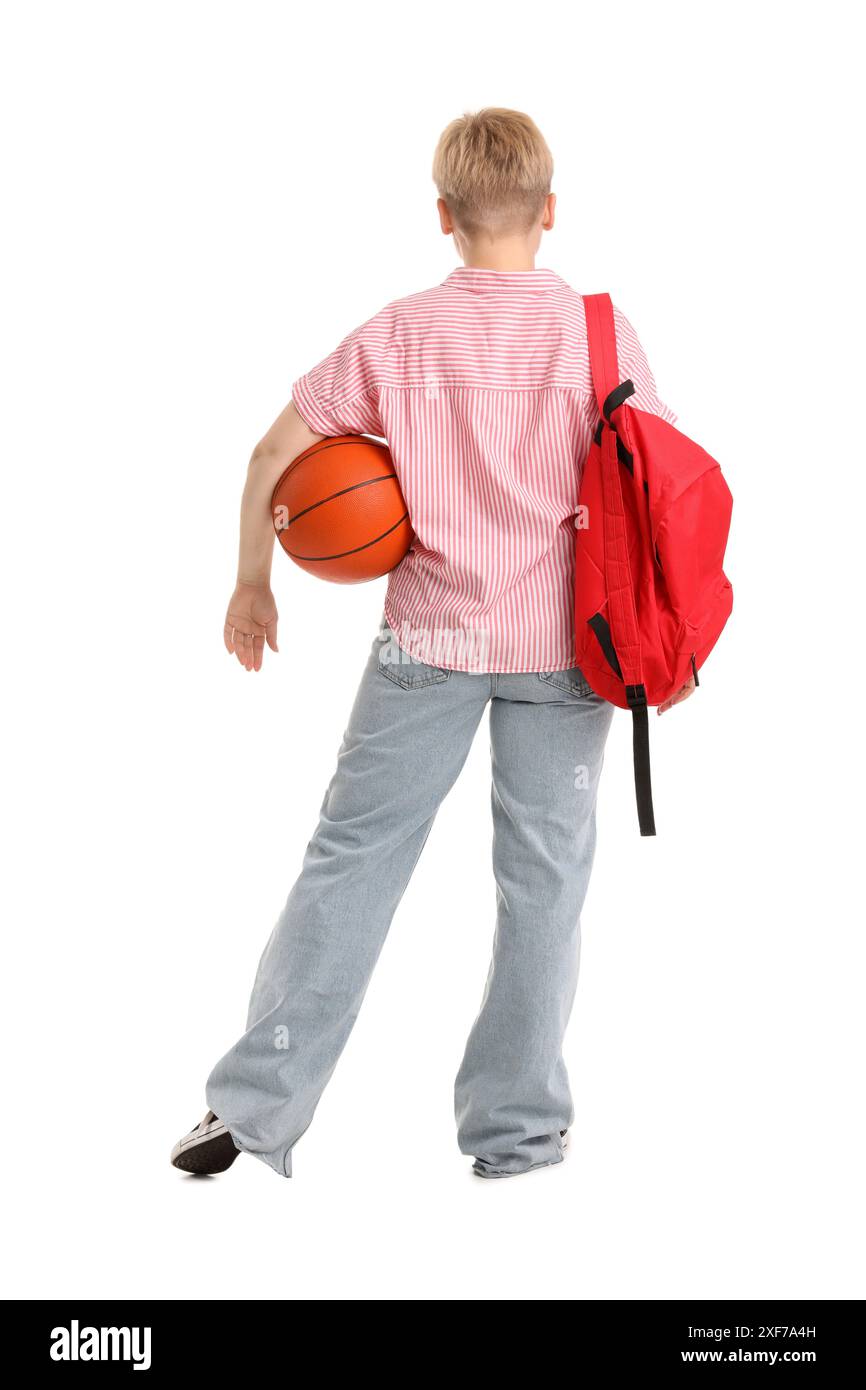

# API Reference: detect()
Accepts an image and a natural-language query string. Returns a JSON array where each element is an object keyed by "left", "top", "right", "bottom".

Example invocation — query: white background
[{"left": 2, "top": 0, "right": 864, "bottom": 1301}]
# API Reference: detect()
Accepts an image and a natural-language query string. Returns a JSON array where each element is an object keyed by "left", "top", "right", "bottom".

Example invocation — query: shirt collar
[{"left": 443, "top": 266, "right": 566, "bottom": 294}]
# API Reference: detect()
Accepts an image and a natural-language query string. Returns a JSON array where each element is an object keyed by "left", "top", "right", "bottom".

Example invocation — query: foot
[{"left": 170, "top": 1111, "right": 240, "bottom": 1175}]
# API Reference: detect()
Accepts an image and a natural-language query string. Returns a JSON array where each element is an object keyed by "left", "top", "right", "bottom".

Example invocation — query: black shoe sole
[{"left": 171, "top": 1131, "right": 240, "bottom": 1175}]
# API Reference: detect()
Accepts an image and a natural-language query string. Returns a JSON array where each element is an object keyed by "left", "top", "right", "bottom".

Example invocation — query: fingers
[
  {"left": 235, "top": 631, "right": 254, "bottom": 671},
  {"left": 223, "top": 622, "right": 256, "bottom": 671},
  {"left": 657, "top": 677, "right": 696, "bottom": 715},
  {"left": 224, "top": 590, "right": 278, "bottom": 672}
]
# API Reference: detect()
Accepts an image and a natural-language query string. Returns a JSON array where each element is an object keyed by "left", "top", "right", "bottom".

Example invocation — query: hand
[
  {"left": 657, "top": 676, "right": 695, "bottom": 715},
  {"left": 223, "top": 582, "right": 279, "bottom": 672}
]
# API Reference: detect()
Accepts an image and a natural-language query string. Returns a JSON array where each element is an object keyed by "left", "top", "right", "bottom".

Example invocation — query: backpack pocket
[{"left": 653, "top": 464, "right": 733, "bottom": 637}]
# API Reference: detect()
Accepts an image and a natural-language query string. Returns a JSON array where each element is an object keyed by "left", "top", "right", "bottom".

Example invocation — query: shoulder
[
  {"left": 611, "top": 300, "right": 639, "bottom": 338},
  {"left": 342, "top": 284, "right": 447, "bottom": 354},
  {"left": 552, "top": 278, "right": 592, "bottom": 330},
  {"left": 368, "top": 281, "right": 456, "bottom": 327},
  {"left": 609, "top": 301, "right": 657, "bottom": 368}
]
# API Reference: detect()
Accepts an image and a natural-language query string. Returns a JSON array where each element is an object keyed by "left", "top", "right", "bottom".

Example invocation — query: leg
[
  {"left": 455, "top": 669, "right": 613, "bottom": 1177},
  {"left": 206, "top": 632, "right": 488, "bottom": 1176}
]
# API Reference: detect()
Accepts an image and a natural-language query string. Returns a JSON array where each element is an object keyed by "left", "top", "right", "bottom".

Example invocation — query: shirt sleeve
[
  {"left": 612, "top": 304, "right": 677, "bottom": 426},
  {"left": 292, "top": 315, "right": 384, "bottom": 437}
]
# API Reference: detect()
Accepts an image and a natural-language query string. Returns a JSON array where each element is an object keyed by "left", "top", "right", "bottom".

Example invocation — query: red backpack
[{"left": 575, "top": 293, "right": 733, "bottom": 835}]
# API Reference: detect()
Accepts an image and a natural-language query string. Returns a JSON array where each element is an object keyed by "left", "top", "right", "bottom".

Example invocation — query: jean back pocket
[
  {"left": 537, "top": 668, "right": 594, "bottom": 698},
  {"left": 377, "top": 633, "right": 451, "bottom": 690}
]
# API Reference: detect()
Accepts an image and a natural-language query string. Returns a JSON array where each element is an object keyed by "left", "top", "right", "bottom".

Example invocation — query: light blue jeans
[{"left": 206, "top": 623, "right": 613, "bottom": 1178}]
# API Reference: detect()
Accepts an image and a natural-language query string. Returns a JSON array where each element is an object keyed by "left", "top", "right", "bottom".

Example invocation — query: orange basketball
[{"left": 271, "top": 435, "right": 413, "bottom": 584}]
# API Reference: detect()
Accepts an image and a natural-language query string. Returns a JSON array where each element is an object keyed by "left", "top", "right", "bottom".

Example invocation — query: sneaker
[{"left": 170, "top": 1111, "right": 240, "bottom": 1175}]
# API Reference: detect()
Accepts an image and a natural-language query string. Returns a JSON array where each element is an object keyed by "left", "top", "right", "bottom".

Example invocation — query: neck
[{"left": 460, "top": 237, "right": 537, "bottom": 272}]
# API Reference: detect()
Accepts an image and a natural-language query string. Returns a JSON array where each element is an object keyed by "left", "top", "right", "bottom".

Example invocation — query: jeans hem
[
  {"left": 220, "top": 1122, "right": 293, "bottom": 1179},
  {"left": 471, "top": 1150, "right": 565, "bottom": 1180}
]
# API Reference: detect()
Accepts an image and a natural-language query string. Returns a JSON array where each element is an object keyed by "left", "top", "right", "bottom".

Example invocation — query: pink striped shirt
[{"left": 292, "top": 267, "right": 676, "bottom": 672}]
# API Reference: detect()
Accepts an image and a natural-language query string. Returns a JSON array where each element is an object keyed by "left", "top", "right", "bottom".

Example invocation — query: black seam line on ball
[
  {"left": 286, "top": 512, "right": 410, "bottom": 562},
  {"left": 278, "top": 473, "right": 399, "bottom": 528}
]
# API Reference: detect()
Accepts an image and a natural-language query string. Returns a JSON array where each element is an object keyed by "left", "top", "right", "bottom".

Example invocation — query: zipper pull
[{"left": 691, "top": 653, "right": 700, "bottom": 687}]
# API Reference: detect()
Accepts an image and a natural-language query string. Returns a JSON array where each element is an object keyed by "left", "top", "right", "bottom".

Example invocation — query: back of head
[{"left": 432, "top": 108, "right": 554, "bottom": 237}]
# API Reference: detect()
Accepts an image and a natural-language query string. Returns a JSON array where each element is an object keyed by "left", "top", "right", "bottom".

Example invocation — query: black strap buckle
[{"left": 603, "top": 378, "right": 636, "bottom": 422}]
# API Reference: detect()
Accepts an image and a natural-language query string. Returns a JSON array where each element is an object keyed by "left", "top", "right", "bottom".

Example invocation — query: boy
[{"left": 171, "top": 108, "right": 690, "bottom": 1181}]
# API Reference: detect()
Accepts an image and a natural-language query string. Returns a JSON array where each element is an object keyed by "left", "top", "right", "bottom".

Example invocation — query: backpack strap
[
  {"left": 583, "top": 292, "right": 622, "bottom": 421},
  {"left": 584, "top": 293, "right": 656, "bottom": 836}
]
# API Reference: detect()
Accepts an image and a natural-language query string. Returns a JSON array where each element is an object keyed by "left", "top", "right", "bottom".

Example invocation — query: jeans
[{"left": 206, "top": 623, "right": 613, "bottom": 1178}]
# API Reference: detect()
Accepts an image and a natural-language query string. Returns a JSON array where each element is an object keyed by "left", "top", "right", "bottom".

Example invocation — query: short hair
[{"left": 432, "top": 108, "right": 553, "bottom": 235}]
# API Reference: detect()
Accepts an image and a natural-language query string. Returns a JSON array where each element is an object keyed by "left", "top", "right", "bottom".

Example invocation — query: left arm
[{"left": 224, "top": 401, "right": 323, "bottom": 671}]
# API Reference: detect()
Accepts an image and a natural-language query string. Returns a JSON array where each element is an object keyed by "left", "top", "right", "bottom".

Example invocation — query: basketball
[{"left": 271, "top": 434, "right": 413, "bottom": 583}]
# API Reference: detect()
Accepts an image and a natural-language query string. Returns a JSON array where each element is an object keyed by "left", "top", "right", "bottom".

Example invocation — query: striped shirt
[{"left": 292, "top": 266, "right": 676, "bottom": 672}]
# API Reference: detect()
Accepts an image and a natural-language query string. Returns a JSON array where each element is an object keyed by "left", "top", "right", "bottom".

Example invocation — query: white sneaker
[{"left": 170, "top": 1111, "right": 240, "bottom": 1175}]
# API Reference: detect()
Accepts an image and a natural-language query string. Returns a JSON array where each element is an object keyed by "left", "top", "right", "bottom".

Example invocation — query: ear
[
  {"left": 542, "top": 193, "right": 556, "bottom": 232},
  {"left": 437, "top": 197, "right": 454, "bottom": 235}
]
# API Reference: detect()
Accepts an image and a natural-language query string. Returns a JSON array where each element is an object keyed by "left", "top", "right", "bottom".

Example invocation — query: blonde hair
[{"left": 432, "top": 108, "right": 553, "bottom": 235}]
